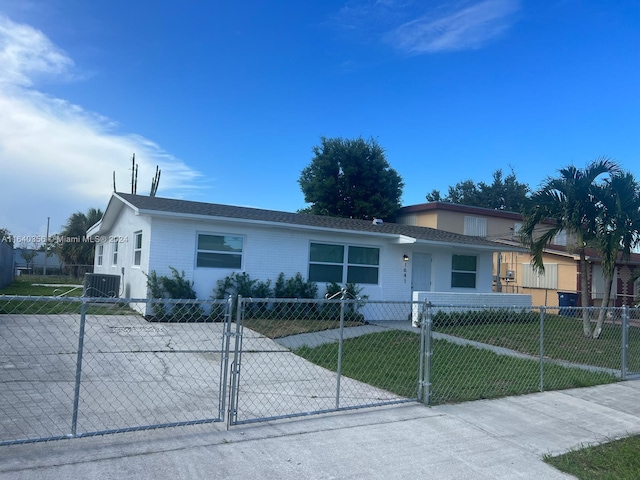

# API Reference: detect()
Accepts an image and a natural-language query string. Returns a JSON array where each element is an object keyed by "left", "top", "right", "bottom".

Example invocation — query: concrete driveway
[{"left": 1, "top": 313, "right": 404, "bottom": 443}]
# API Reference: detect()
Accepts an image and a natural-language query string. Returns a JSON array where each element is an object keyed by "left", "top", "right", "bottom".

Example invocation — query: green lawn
[
  {"left": 294, "top": 330, "right": 618, "bottom": 404},
  {"left": 0, "top": 275, "right": 130, "bottom": 315},
  {"left": 0, "top": 275, "right": 83, "bottom": 296},
  {"left": 544, "top": 435, "right": 640, "bottom": 479},
  {"left": 435, "top": 314, "right": 640, "bottom": 372}
]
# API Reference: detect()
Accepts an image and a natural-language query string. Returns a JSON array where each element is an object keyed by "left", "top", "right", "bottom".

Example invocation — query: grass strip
[
  {"left": 544, "top": 435, "right": 640, "bottom": 479},
  {"left": 294, "top": 330, "right": 618, "bottom": 404}
]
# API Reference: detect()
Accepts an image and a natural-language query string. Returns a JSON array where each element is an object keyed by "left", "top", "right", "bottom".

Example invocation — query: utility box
[{"left": 83, "top": 273, "right": 121, "bottom": 297}]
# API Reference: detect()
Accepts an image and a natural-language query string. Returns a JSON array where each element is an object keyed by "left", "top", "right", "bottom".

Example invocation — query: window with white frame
[
  {"left": 521, "top": 263, "right": 558, "bottom": 289},
  {"left": 133, "top": 231, "right": 142, "bottom": 266},
  {"left": 112, "top": 240, "right": 119, "bottom": 265},
  {"left": 97, "top": 244, "right": 104, "bottom": 266},
  {"left": 464, "top": 216, "right": 487, "bottom": 237},
  {"left": 308, "top": 242, "right": 379, "bottom": 284},
  {"left": 196, "top": 234, "right": 243, "bottom": 269},
  {"left": 451, "top": 254, "right": 477, "bottom": 288}
]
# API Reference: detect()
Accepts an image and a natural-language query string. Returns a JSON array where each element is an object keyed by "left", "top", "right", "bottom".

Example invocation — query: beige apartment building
[{"left": 397, "top": 202, "right": 640, "bottom": 307}]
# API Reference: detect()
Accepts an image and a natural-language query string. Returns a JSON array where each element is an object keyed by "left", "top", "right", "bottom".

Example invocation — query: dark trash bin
[{"left": 558, "top": 292, "right": 579, "bottom": 316}]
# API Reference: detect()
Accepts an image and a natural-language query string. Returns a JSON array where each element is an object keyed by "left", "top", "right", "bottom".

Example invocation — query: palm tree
[
  {"left": 57, "top": 208, "right": 103, "bottom": 277},
  {"left": 592, "top": 171, "right": 640, "bottom": 338},
  {"left": 520, "top": 157, "right": 620, "bottom": 337}
]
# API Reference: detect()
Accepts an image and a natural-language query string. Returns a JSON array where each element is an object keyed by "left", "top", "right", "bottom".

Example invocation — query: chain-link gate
[
  {"left": 227, "top": 296, "right": 426, "bottom": 426},
  {"left": 3, "top": 294, "right": 637, "bottom": 442},
  {"left": 0, "top": 296, "right": 232, "bottom": 446}
]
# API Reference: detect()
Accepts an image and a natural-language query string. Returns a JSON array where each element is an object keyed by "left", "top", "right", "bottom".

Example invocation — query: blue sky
[{"left": 0, "top": 0, "right": 639, "bottom": 241}]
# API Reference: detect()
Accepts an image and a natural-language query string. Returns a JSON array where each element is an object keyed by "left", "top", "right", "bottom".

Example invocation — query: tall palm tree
[
  {"left": 520, "top": 157, "right": 620, "bottom": 337},
  {"left": 57, "top": 208, "right": 103, "bottom": 277},
  {"left": 592, "top": 171, "right": 640, "bottom": 338}
]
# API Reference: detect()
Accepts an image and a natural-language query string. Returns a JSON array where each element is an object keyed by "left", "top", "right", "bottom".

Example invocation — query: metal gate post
[
  {"left": 621, "top": 305, "right": 629, "bottom": 380},
  {"left": 539, "top": 307, "right": 545, "bottom": 392},
  {"left": 70, "top": 298, "right": 88, "bottom": 438},
  {"left": 227, "top": 295, "right": 244, "bottom": 427},
  {"left": 219, "top": 295, "right": 234, "bottom": 421},
  {"left": 420, "top": 301, "right": 432, "bottom": 406},
  {"left": 335, "top": 289, "right": 347, "bottom": 410}
]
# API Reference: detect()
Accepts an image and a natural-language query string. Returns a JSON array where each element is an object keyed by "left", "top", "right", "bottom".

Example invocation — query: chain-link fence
[
  {"left": 228, "top": 297, "right": 420, "bottom": 425},
  {"left": 229, "top": 299, "right": 636, "bottom": 425},
  {"left": 427, "top": 305, "right": 632, "bottom": 406},
  {"left": 0, "top": 296, "right": 231, "bottom": 446},
  {"left": 1, "top": 294, "right": 637, "bottom": 444}
]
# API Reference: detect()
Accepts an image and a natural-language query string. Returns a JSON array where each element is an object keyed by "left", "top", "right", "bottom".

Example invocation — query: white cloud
[
  {"left": 0, "top": 14, "right": 73, "bottom": 86},
  {"left": 332, "top": 0, "right": 520, "bottom": 55},
  {"left": 387, "top": 0, "right": 521, "bottom": 54},
  {"left": 0, "top": 14, "right": 201, "bottom": 238}
]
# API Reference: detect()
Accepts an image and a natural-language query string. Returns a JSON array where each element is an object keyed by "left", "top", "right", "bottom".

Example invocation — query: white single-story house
[{"left": 87, "top": 193, "right": 529, "bottom": 317}]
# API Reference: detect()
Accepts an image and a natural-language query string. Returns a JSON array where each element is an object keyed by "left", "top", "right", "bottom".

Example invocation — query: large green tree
[
  {"left": 592, "top": 171, "right": 640, "bottom": 338},
  {"left": 57, "top": 207, "right": 103, "bottom": 277},
  {"left": 427, "top": 168, "right": 531, "bottom": 212},
  {"left": 520, "top": 158, "right": 620, "bottom": 337},
  {"left": 298, "top": 137, "right": 404, "bottom": 220}
]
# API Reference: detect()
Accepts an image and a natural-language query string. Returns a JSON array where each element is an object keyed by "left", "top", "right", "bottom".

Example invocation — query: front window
[
  {"left": 451, "top": 254, "right": 477, "bottom": 288},
  {"left": 347, "top": 246, "right": 379, "bottom": 284},
  {"left": 196, "top": 234, "right": 243, "bottom": 269},
  {"left": 308, "top": 242, "right": 379, "bottom": 284},
  {"left": 97, "top": 245, "right": 104, "bottom": 266},
  {"left": 133, "top": 231, "right": 142, "bottom": 266}
]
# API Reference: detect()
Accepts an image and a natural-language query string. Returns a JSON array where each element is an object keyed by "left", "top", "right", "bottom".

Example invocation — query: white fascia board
[
  {"left": 86, "top": 221, "right": 102, "bottom": 237},
  {"left": 393, "top": 235, "right": 417, "bottom": 244},
  {"left": 88, "top": 194, "right": 128, "bottom": 236}
]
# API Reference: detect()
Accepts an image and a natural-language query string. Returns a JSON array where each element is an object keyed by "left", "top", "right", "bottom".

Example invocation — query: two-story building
[{"left": 397, "top": 202, "right": 640, "bottom": 307}]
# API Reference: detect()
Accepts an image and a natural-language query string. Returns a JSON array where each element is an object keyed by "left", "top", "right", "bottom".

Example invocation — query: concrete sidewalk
[{"left": 2, "top": 380, "right": 640, "bottom": 479}]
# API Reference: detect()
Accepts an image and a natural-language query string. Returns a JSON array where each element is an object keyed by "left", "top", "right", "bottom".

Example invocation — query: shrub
[
  {"left": 323, "top": 281, "right": 368, "bottom": 321},
  {"left": 274, "top": 272, "right": 317, "bottom": 299},
  {"left": 432, "top": 308, "right": 538, "bottom": 328},
  {"left": 215, "top": 272, "right": 261, "bottom": 299},
  {"left": 145, "top": 268, "right": 203, "bottom": 322}
]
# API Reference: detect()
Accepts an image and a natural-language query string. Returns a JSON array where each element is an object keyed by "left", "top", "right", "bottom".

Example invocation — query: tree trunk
[
  {"left": 579, "top": 251, "right": 592, "bottom": 337},
  {"left": 593, "top": 277, "right": 613, "bottom": 339}
]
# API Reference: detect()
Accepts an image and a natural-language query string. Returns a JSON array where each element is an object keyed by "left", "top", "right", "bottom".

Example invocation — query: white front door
[{"left": 412, "top": 253, "right": 431, "bottom": 292}]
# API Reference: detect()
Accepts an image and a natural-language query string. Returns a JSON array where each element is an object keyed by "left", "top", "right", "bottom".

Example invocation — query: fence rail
[{"left": 1, "top": 294, "right": 637, "bottom": 445}]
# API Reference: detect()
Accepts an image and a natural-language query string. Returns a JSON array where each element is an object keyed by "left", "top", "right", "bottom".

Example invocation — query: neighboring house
[
  {"left": 397, "top": 202, "right": 640, "bottom": 307},
  {"left": 87, "top": 193, "right": 527, "bottom": 318},
  {"left": 14, "top": 249, "right": 63, "bottom": 275}
]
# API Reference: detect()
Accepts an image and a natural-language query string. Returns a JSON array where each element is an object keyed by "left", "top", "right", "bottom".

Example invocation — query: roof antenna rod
[{"left": 130, "top": 153, "right": 138, "bottom": 194}]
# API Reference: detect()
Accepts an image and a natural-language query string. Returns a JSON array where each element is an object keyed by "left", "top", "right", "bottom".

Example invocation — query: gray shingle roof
[{"left": 115, "top": 193, "right": 507, "bottom": 249}]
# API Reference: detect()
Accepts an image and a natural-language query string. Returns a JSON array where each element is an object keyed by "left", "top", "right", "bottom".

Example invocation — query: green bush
[
  {"left": 433, "top": 308, "right": 538, "bottom": 328},
  {"left": 274, "top": 272, "right": 317, "bottom": 299},
  {"left": 145, "top": 268, "right": 203, "bottom": 322},
  {"left": 323, "top": 282, "right": 368, "bottom": 321}
]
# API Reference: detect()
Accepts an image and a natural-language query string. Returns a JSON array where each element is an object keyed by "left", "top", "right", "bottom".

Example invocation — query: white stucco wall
[
  {"left": 145, "top": 216, "right": 417, "bottom": 302},
  {"left": 93, "top": 206, "right": 499, "bottom": 308},
  {"left": 92, "top": 206, "right": 151, "bottom": 298}
]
